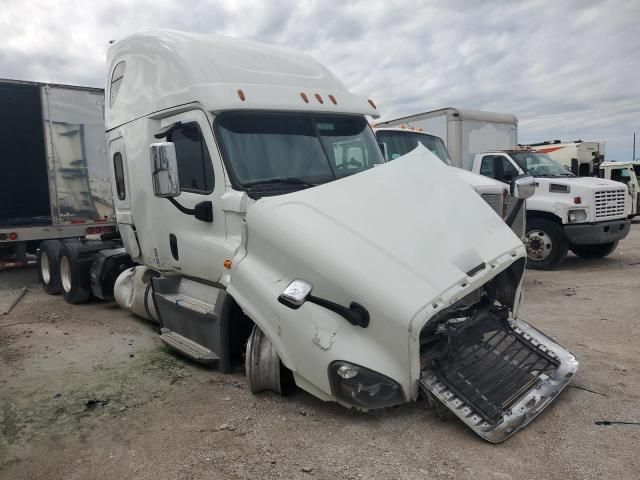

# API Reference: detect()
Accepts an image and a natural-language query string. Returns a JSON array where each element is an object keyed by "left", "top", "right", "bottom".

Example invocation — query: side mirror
[
  {"left": 278, "top": 279, "right": 313, "bottom": 309},
  {"left": 510, "top": 174, "right": 536, "bottom": 200},
  {"left": 150, "top": 142, "right": 181, "bottom": 198}
]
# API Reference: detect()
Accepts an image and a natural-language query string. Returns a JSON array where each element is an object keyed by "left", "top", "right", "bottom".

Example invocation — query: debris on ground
[
  {"left": 564, "top": 287, "right": 577, "bottom": 296},
  {"left": 84, "top": 399, "right": 109, "bottom": 411},
  {"left": 1, "top": 286, "right": 27, "bottom": 315}
]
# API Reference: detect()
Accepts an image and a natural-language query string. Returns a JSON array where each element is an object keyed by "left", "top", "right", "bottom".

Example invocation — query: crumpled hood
[
  {"left": 244, "top": 146, "right": 524, "bottom": 328},
  {"left": 453, "top": 167, "right": 507, "bottom": 195}
]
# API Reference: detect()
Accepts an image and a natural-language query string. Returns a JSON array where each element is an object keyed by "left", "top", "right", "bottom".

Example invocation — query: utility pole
[{"left": 634, "top": 133, "right": 636, "bottom": 161}]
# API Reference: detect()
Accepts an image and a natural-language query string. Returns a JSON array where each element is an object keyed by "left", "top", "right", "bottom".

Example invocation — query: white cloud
[{"left": 0, "top": 0, "right": 637, "bottom": 158}]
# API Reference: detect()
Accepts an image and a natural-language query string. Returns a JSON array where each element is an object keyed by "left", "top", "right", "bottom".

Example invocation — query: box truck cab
[
  {"left": 598, "top": 161, "right": 640, "bottom": 217},
  {"left": 373, "top": 126, "right": 526, "bottom": 238},
  {"left": 472, "top": 150, "right": 631, "bottom": 269},
  {"left": 38, "top": 30, "right": 578, "bottom": 443}
]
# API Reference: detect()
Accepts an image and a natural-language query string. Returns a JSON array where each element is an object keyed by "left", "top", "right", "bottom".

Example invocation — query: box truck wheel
[
  {"left": 38, "top": 240, "right": 62, "bottom": 295},
  {"left": 58, "top": 242, "right": 92, "bottom": 304},
  {"left": 524, "top": 218, "right": 568, "bottom": 270},
  {"left": 570, "top": 241, "right": 618, "bottom": 259}
]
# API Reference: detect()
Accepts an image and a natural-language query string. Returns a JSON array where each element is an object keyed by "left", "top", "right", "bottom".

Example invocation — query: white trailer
[
  {"left": 522, "top": 140, "right": 605, "bottom": 176},
  {"left": 375, "top": 108, "right": 518, "bottom": 171},
  {"left": 0, "top": 79, "right": 116, "bottom": 270},
  {"left": 36, "top": 30, "right": 578, "bottom": 443}
]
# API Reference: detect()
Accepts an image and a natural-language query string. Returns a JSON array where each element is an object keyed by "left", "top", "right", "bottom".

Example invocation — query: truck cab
[
  {"left": 472, "top": 150, "right": 631, "bottom": 269},
  {"left": 37, "top": 29, "right": 580, "bottom": 443},
  {"left": 373, "top": 126, "right": 526, "bottom": 238},
  {"left": 598, "top": 161, "right": 640, "bottom": 218}
]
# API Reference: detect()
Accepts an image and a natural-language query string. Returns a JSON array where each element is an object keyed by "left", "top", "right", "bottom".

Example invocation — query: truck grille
[
  {"left": 481, "top": 194, "right": 524, "bottom": 239},
  {"left": 430, "top": 320, "right": 560, "bottom": 425},
  {"left": 594, "top": 189, "right": 627, "bottom": 219},
  {"left": 481, "top": 193, "right": 502, "bottom": 216}
]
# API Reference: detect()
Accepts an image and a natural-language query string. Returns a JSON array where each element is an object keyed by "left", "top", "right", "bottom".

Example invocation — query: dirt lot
[{"left": 1, "top": 227, "right": 639, "bottom": 479}]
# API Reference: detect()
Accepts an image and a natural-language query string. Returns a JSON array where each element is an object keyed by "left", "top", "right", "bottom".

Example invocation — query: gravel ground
[{"left": 1, "top": 226, "right": 639, "bottom": 479}]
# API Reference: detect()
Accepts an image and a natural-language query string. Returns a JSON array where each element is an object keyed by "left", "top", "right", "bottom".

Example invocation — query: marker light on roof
[
  {"left": 300, "top": 92, "right": 309, "bottom": 103},
  {"left": 329, "top": 94, "right": 337, "bottom": 105},
  {"left": 314, "top": 93, "right": 323, "bottom": 104},
  {"left": 237, "top": 89, "right": 246, "bottom": 101},
  {"left": 368, "top": 99, "right": 377, "bottom": 109}
]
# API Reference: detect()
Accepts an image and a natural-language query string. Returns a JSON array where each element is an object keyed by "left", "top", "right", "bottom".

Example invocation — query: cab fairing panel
[{"left": 106, "top": 29, "right": 378, "bottom": 130}]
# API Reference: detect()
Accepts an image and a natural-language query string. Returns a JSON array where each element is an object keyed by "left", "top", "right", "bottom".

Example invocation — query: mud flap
[{"left": 419, "top": 317, "right": 579, "bottom": 443}]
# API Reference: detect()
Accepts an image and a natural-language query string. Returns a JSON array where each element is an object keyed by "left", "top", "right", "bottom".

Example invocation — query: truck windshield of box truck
[
  {"left": 510, "top": 152, "right": 574, "bottom": 177},
  {"left": 375, "top": 130, "right": 452, "bottom": 165},
  {"left": 216, "top": 113, "right": 384, "bottom": 197}
]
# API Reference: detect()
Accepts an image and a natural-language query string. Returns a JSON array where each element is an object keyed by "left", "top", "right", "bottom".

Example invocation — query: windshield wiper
[{"left": 243, "top": 177, "right": 316, "bottom": 188}]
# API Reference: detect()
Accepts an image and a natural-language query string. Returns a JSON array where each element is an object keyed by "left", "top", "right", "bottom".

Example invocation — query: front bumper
[
  {"left": 419, "top": 317, "right": 579, "bottom": 443},
  {"left": 564, "top": 219, "right": 630, "bottom": 245}
]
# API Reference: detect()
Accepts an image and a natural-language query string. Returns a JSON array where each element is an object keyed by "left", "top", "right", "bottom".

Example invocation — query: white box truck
[
  {"left": 471, "top": 150, "right": 630, "bottom": 269},
  {"left": 598, "top": 160, "right": 640, "bottom": 217},
  {"left": 35, "top": 30, "right": 578, "bottom": 443},
  {"left": 0, "top": 79, "right": 116, "bottom": 271},
  {"left": 375, "top": 107, "right": 518, "bottom": 171}
]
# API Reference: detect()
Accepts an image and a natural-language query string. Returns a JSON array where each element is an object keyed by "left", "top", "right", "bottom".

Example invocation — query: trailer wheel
[
  {"left": 58, "top": 242, "right": 92, "bottom": 304},
  {"left": 524, "top": 218, "right": 569, "bottom": 270},
  {"left": 38, "top": 240, "right": 62, "bottom": 295},
  {"left": 570, "top": 241, "right": 618, "bottom": 259}
]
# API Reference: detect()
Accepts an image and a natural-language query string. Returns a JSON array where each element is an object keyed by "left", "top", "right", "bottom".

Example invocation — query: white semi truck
[
  {"left": 522, "top": 140, "right": 606, "bottom": 176},
  {"left": 375, "top": 107, "right": 518, "bottom": 170},
  {"left": 373, "top": 126, "right": 525, "bottom": 238},
  {"left": 0, "top": 79, "right": 116, "bottom": 271},
  {"left": 37, "top": 30, "right": 578, "bottom": 442},
  {"left": 471, "top": 150, "right": 631, "bottom": 269}
]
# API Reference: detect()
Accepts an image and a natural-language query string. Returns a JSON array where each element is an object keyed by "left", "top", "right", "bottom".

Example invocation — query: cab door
[{"left": 152, "top": 109, "right": 229, "bottom": 283}]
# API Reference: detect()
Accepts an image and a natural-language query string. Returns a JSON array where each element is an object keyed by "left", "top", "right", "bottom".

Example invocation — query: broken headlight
[{"left": 328, "top": 361, "right": 404, "bottom": 409}]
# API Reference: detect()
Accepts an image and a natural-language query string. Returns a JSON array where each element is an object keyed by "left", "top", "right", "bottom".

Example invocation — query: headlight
[
  {"left": 568, "top": 209, "right": 587, "bottom": 223},
  {"left": 328, "top": 361, "right": 405, "bottom": 409}
]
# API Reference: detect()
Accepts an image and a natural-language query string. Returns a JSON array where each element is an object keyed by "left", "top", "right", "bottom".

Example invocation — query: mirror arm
[
  {"left": 505, "top": 198, "right": 524, "bottom": 227},
  {"left": 167, "top": 197, "right": 196, "bottom": 215},
  {"left": 306, "top": 295, "right": 370, "bottom": 328}
]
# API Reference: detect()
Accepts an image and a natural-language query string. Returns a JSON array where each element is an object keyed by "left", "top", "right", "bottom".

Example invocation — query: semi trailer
[
  {"left": 522, "top": 140, "right": 605, "bottom": 176},
  {"left": 36, "top": 29, "right": 578, "bottom": 443},
  {"left": 0, "top": 79, "right": 116, "bottom": 270}
]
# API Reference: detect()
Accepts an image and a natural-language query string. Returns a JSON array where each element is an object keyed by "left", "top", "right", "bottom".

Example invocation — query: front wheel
[
  {"left": 524, "top": 218, "right": 569, "bottom": 270},
  {"left": 570, "top": 241, "right": 618, "bottom": 259}
]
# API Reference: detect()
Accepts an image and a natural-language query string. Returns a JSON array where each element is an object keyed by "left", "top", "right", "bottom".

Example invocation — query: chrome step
[
  {"left": 162, "top": 292, "right": 214, "bottom": 315},
  {"left": 160, "top": 327, "right": 219, "bottom": 365}
]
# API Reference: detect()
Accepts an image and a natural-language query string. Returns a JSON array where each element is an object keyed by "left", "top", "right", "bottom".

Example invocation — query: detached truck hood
[{"left": 245, "top": 146, "right": 524, "bottom": 330}]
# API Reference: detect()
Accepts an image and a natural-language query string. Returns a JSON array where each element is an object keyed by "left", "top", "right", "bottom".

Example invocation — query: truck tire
[
  {"left": 570, "top": 241, "right": 618, "bottom": 259},
  {"left": 58, "top": 242, "right": 92, "bottom": 304},
  {"left": 524, "top": 218, "right": 569, "bottom": 270},
  {"left": 38, "top": 240, "right": 62, "bottom": 295}
]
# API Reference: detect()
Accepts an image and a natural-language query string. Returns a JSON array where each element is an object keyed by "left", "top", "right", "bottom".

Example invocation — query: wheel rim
[
  {"left": 60, "top": 255, "right": 72, "bottom": 293},
  {"left": 41, "top": 251, "right": 51, "bottom": 284},
  {"left": 525, "top": 229, "right": 553, "bottom": 261},
  {"left": 245, "top": 326, "right": 282, "bottom": 395}
]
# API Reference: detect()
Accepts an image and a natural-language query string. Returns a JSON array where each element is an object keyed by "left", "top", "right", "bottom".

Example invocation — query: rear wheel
[
  {"left": 38, "top": 240, "right": 62, "bottom": 295},
  {"left": 58, "top": 242, "right": 92, "bottom": 304},
  {"left": 524, "top": 218, "right": 569, "bottom": 270},
  {"left": 570, "top": 241, "right": 618, "bottom": 259}
]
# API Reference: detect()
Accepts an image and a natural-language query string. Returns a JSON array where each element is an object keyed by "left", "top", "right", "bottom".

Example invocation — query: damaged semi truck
[{"left": 39, "top": 30, "right": 578, "bottom": 443}]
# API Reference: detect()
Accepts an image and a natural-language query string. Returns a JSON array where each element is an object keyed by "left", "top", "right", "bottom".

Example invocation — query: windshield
[
  {"left": 375, "top": 130, "right": 452, "bottom": 165},
  {"left": 216, "top": 113, "right": 384, "bottom": 195},
  {"left": 510, "top": 152, "right": 574, "bottom": 177}
]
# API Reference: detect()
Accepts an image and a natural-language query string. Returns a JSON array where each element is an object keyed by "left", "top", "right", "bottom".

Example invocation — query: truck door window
[
  {"left": 480, "top": 156, "right": 497, "bottom": 177},
  {"left": 167, "top": 123, "right": 214, "bottom": 194},
  {"left": 375, "top": 130, "right": 451, "bottom": 164},
  {"left": 113, "top": 152, "right": 126, "bottom": 200},
  {"left": 610, "top": 168, "right": 630, "bottom": 186},
  {"left": 499, "top": 157, "right": 519, "bottom": 182}
]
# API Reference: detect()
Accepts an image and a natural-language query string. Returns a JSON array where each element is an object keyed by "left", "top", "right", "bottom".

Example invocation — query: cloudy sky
[{"left": 1, "top": 0, "right": 638, "bottom": 159}]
